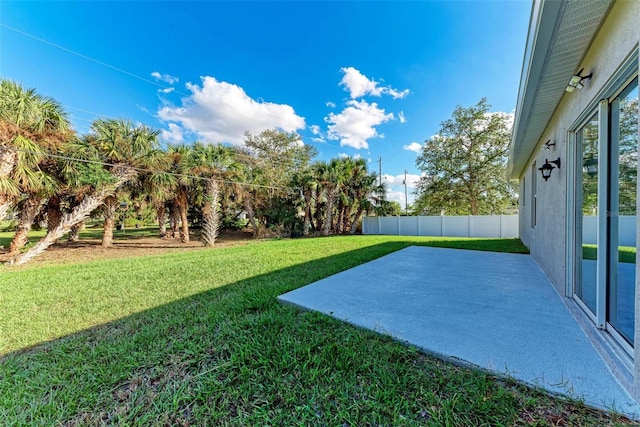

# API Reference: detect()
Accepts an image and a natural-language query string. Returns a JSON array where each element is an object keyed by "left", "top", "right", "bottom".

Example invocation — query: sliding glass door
[
  {"left": 572, "top": 77, "right": 638, "bottom": 351},
  {"left": 575, "top": 114, "right": 599, "bottom": 317},
  {"left": 608, "top": 80, "right": 638, "bottom": 345}
]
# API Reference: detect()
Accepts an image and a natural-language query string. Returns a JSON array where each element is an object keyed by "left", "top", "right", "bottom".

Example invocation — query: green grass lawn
[
  {"left": 0, "top": 224, "right": 159, "bottom": 248},
  {"left": 583, "top": 244, "right": 637, "bottom": 263},
  {"left": 0, "top": 235, "right": 634, "bottom": 425}
]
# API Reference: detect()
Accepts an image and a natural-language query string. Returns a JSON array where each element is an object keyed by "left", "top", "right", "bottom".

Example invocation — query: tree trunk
[
  {"left": 176, "top": 187, "right": 189, "bottom": 243},
  {"left": 8, "top": 195, "right": 44, "bottom": 255},
  {"left": 314, "top": 188, "right": 324, "bottom": 233},
  {"left": 303, "top": 189, "right": 312, "bottom": 236},
  {"left": 202, "top": 179, "right": 220, "bottom": 247},
  {"left": 335, "top": 202, "right": 343, "bottom": 234},
  {"left": 470, "top": 198, "right": 478, "bottom": 216},
  {"left": 155, "top": 201, "right": 167, "bottom": 238},
  {"left": 0, "top": 145, "right": 17, "bottom": 178},
  {"left": 169, "top": 201, "right": 180, "bottom": 238},
  {"left": 0, "top": 146, "right": 17, "bottom": 223},
  {"left": 47, "top": 196, "right": 62, "bottom": 233},
  {"left": 244, "top": 192, "right": 259, "bottom": 238},
  {"left": 323, "top": 188, "right": 336, "bottom": 237},
  {"left": 0, "top": 201, "right": 11, "bottom": 224},
  {"left": 350, "top": 206, "right": 365, "bottom": 235},
  {"left": 101, "top": 195, "right": 118, "bottom": 247},
  {"left": 10, "top": 166, "right": 137, "bottom": 266},
  {"left": 68, "top": 221, "right": 83, "bottom": 242}
]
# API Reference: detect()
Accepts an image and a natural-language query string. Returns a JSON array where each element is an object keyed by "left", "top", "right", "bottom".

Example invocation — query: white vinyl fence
[
  {"left": 583, "top": 216, "right": 636, "bottom": 247},
  {"left": 363, "top": 215, "right": 519, "bottom": 238}
]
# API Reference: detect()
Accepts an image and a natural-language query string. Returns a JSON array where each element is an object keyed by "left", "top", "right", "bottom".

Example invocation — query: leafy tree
[
  {"left": 10, "top": 120, "right": 158, "bottom": 266},
  {"left": 617, "top": 94, "right": 637, "bottom": 215},
  {"left": 414, "top": 98, "right": 515, "bottom": 215},
  {"left": 241, "top": 129, "right": 316, "bottom": 236},
  {"left": 377, "top": 200, "right": 403, "bottom": 216},
  {"left": 0, "top": 79, "right": 71, "bottom": 223},
  {"left": 166, "top": 144, "right": 194, "bottom": 242},
  {"left": 90, "top": 119, "right": 161, "bottom": 247},
  {"left": 184, "top": 142, "right": 239, "bottom": 246}
]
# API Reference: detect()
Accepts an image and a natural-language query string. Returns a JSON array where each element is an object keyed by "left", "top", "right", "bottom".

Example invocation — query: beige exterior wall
[
  {"left": 519, "top": 0, "right": 640, "bottom": 293},
  {"left": 517, "top": 0, "right": 640, "bottom": 397}
]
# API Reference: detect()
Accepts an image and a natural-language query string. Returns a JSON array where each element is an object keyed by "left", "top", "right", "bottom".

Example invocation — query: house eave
[{"left": 508, "top": 0, "right": 614, "bottom": 180}]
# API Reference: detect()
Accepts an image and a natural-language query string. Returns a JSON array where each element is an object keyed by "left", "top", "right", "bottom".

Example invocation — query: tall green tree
[
  {"left": 91, "top": 119, "right": 161, "bottom": 247},
  {"left": 10, "top": 119, "right": 159, "bottom": 266},
  {"left": 167, "top": 144, "right": 195, "bottom": 242},
  {"left": 414, "top": 98, "right": 516, "bottom": 215},
  {"left": 0, "top": 79, "right": 71, "bottom": 223},
  {"left": 184, "top": 142, "right": 238, "bottom": 246},
  {"left": 241, "top": 129, "right": 316, "bottom": 236}
]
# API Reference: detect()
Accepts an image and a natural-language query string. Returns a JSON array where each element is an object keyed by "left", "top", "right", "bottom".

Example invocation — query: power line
[
  {"left": 0, "top": 23, "right": 188, "bottom": 97},
  {"left": 2, "top": 23, "right": 375, "bottom": 172},
  {"left": 13, "top": 148, "right": 289, "bottom": 191}
]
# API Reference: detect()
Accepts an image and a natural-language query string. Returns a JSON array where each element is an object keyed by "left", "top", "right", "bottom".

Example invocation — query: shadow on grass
[{"left": 3, "top": 238, "right": 613, "bottom": 426}]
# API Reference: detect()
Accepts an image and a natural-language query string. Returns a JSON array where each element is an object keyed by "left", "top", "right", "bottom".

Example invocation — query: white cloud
[
  {"left": 338, "top": 153, "right": 362, "bottom": 160},
  {"left": 310, "top": 125, "right": 321, "bottom": 135},
  {"left": 398, "top": 111, "right": 406, "bottom": 123},
  {"left": 161, "top": 123, "right": 185, "bottom": 143},
  {"left": 326, "top": 101, "right": 336, "bottom": 108},
  {"left": 325, "top": 100, "right": 394, "bottom": 149},
  {"left": 386, "top": 189, "right": 408, "bottom": 206},
  {"left": 151, "top": 71, "right": 179, "bottom": 84},
  {"left": 403, "top": 142, "right": 422, "bottom": 153},
  {"left": 383, "top": 173, "right": 420, "bottom": 188},
  {"left": 386, "top": 88, "right": 410, "bottom": 100},
  {"left": 158, "top": 76, "right": 305, "bottom": 145},
  {"left": 158, "top": 87, "right": 175, "bottom": 94},
  {"left": 311, "top": 137, "right": 326, "bottom": 143},
  {"left": 339, "top": 67, "right": 409, "bottom": 99}
]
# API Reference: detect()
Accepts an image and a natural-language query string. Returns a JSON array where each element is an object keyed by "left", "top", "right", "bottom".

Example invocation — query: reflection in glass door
[
  {"left": 575, "top": 114, "right": 599, "bottom": 317},
  {"left": 608, "top": 79, "right": 637, "bottom": 345},
  {"left": 573, "top": 77, "right": 638, "bottom": 351}
]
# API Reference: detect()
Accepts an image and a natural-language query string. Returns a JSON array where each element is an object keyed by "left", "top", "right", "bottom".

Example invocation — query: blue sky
[{"left": 0, "top": 1, "right": 531, "bottom": 205}]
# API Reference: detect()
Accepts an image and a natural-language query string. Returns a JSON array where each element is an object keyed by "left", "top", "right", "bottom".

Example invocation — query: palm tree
[
  {"left": 167, "top": 144, "right": 194, "bottom": 243},
  {"left": 89, "top": 119, "right": 161, "bottom": 247},
  {"left": 343, "top": 158, "right": 380, "bottom": 234},
  {"left": 0, "top": 79, "right": 71, "bottom": 223},
  {"left": 291, "top": 168, "right": 316, "bottom": 236},
  {"left": 10, "top": 119, "right": 159, "bottom": 265},
  {"left": 183, "top": 142, "right": 239, "bottom": 246},
  {"left": 313, "top": 159, "right": 344, "bottom": 237},
  {"left": 135, "top": 151, "right": 175, "bottom": 238},
  {"left": 7, "top": 167, "right": 59, "bottom": 255}
]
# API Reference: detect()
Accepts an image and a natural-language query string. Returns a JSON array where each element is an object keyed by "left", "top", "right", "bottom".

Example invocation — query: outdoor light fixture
[
  {"left": 538, "top": 157, "right": 561, "bottom": 181},
  {"left": 566, "top": 68, "right": 593, "bottom": 92},
  {"left": 544, "top": 140, "right": 556, "bottom": 150},
  {"left": 583, "top": 155, "right": 598, "bottom": 177}
]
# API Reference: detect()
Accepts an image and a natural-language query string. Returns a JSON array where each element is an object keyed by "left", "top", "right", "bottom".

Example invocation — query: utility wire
[
  {"left": 13, "top": 147, "right": 290, "bottom": 191},
  {"left": 0, "top": 23, "right": 188, "bottom": 96},
  {"left": 2, "top": 23, "right": 369, "bottom": 167}
]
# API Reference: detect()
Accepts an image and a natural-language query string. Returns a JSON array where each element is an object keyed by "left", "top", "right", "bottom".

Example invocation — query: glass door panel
[
  {"left": 608, "top": 80, "right": 638, "bottom": 345},
  {"left": 576, "top": 114, "right": 599, "bottom": 315}
]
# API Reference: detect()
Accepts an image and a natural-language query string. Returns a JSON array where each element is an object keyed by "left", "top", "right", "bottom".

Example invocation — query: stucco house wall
[
  {"left": 511, "top": 0, "right": 640, "bottom": 402},
  {"left": 517, "top": 0, "right": 639, "bottom": 294}
]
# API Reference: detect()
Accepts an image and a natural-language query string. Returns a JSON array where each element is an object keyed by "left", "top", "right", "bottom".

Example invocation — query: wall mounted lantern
[
  {"left": 544, "top": 140, "right": 556, "bottom": 150},
  {"left": 566, "top": 68, "right": 593, "bottom": 92},
  {"left": 582, "top": 156, "right": 598, "bottom": 177},
  {"left": 538, "top": 158, "right": 561, "bottom": 181}
]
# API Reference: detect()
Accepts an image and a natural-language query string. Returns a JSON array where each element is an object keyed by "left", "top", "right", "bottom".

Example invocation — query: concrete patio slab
[{"left": 278, "top": 246, "right": 640, "bottom": 417}]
